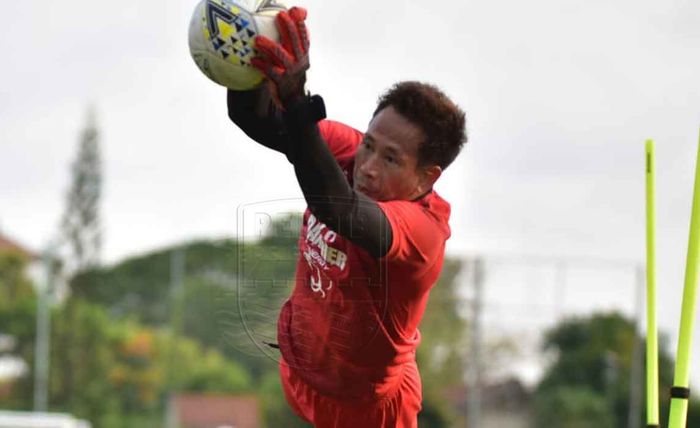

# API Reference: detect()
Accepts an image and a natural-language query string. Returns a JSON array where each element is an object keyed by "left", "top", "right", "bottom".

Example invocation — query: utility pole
[
  {"left": 34, "top": 242, "right": 57, "bottom": 411},
  {"left": 627, "top": 265, "right": 644, "bottom": 428},
  {"left": 165, "top": 247, "right": 185, "bottom": 428},
  {"left": 555, "top": 261, "right": 567, "bottom": 320},
  {"left": 467, "top": 257, "right": 483, "bottom": 428}
]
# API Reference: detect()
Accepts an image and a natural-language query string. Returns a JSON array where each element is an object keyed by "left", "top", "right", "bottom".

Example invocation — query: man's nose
[{"left": 359, "top": 153, "right": 380, "bottom": 178}]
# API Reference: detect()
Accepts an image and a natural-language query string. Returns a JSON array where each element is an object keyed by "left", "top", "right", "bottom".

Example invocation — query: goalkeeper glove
[{"left": 251, "top": 7, "right": 310, "bottom": 108}]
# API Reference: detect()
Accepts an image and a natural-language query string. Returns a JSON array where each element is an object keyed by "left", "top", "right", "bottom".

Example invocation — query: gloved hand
[{"left": 251, "top": 7, "right": 310, "bottom": 108}]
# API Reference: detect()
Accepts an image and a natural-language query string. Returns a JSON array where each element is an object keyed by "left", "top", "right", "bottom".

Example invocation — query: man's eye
[{"left": 385, "top": 156, "right": 395, "bottom": 164}]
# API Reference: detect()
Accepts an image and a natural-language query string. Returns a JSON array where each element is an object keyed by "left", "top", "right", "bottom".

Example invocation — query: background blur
[{"left": 1, "top": 0, "right": 700, "bottom": 426}]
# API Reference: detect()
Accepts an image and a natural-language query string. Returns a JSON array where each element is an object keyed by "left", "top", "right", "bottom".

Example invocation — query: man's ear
[{"left": 418, "top": 165, "right": 442, "bottom": 193}]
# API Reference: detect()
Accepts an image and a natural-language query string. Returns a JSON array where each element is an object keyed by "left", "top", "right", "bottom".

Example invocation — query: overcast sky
[{"left": 2, "top": 0, "right": 699, "bottom": 384}]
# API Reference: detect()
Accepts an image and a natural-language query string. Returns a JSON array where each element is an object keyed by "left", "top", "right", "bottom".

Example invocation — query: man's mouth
[{"left": 357, "top": 184, "right": 377, "bottom": 197}]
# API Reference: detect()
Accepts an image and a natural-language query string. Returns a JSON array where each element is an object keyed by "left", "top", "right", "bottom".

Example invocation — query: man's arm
[
  {"left": 284, "top": 99, "right": 393, "bottom": 258},
  {"left": 251, "top": 7, "right": 393, "bottom": 258},
  {"left": 229, "top": 88, "right": 392, "bottom": 257},
  {"left": 226, "top": 85, "right": 290, "bottom": 158}
]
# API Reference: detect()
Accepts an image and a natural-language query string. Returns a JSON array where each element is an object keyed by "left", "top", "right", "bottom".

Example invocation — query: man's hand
[{"left": 251, "top": 7, "right": 310, "bottom": 108}]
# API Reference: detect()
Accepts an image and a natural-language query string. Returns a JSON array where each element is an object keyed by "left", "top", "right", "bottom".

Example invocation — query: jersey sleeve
[
  {"left": 377, "top": 200, "right": 447, "bottom": 273},
  {"left": 318, "top": 120, "right": 363, "bottom": 166}
]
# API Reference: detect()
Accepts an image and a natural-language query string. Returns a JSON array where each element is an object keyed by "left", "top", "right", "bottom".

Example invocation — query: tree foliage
[
  {"left": 59, "top": 214, "right": 470, "bottom": 426},
  {"left": 533, "top": 311, "right": 699, "bottom": 427},
  {"left": 0, "top": 250, "right": 35, "bottom": 303},
  {"left": 417, "top": 258, "right": 468, "bottom": 427},
  {"left": 61, "top": 107, "right": 102, "bottom": 272},
  {"left": 0, "top": 295, "right": 253, "bottom": 427},
  {"left": 0, "top": 250, "right": 37, "bottom": 408},
  {"left": 533, "top": 386, "right": 615, "bottom": 427}
]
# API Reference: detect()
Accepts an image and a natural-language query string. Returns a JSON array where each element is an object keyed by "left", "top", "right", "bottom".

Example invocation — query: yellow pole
[
  {"left": 668, "top": 129, "right": 700, "bottom": 428},
  {"left": 646, "top": 139, "right": 660, "bottom": 427}
]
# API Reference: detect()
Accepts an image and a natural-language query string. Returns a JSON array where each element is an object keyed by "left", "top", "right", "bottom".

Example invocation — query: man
[{"left": 227, "top": 7, "right": 466, "bottom": 427}]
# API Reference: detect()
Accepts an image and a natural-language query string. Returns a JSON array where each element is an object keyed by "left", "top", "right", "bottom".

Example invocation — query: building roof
[
  {"left": 172, "top": 394, "right": 260, "bottom": 428},
  {"left": 0, "top": 233, "right": 37, "bottom": 259}
]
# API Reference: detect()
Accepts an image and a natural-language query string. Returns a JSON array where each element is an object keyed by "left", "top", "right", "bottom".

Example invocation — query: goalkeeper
[{"left": 227, "top": 7, "right": 467, "bottom": 427}]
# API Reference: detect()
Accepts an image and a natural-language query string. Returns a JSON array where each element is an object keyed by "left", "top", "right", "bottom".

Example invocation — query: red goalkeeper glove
[{"left": 251, "top": 7, "right": 310, "bottom": 108}]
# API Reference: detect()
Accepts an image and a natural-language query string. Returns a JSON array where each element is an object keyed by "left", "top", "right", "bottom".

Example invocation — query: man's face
[{"left": 353, "top": 106, "right": 439, "bottom": 202}]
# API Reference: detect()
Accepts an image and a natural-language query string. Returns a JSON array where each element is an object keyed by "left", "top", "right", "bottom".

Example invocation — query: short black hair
[{"left": 373, "top": 81, "right": 467, "bottom": 170}]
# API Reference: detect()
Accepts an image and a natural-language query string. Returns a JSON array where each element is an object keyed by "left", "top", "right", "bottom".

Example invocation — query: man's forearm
[
  {"left": 227, "top": 88, "right": 290, "bottom": 156},
  {"left": 284, "top": 98, "right": 392, "bottom": 258}
]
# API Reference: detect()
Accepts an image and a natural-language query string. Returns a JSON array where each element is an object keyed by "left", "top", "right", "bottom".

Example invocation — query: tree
[
  {"left": 61, "top": 107, "right": 102, "bottom": 273},
  {"left": 533, "top": 386, "right": 615, "bottom": 428},
  {"left": 416, "top": 258, "right": 470, "bottom": 427},
  {"left": 49, "top": 299, "right": 122, "bottom": 425},
  {"left": 257, "top": 370, "right": 310, "bottom": 428},
  {"left": 68, "top": 216, "right": 473, "bottom": 426},
  {"left": 533, "top": 311, "right": 700, "bottom": 427},
  {"left": 0, "top": 249, "right": 35, "bottom": 304},
  {"left": 0, "top": 250, "right": 37, "bottom": 409}
]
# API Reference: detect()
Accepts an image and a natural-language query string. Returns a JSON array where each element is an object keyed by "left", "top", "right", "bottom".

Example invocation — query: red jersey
[{"left": 277, "top": 119, "right": 451, "bottom": 403}]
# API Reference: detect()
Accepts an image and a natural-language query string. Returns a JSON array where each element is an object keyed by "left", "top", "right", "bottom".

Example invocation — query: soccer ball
[{"left": 188, "top": 0, "right": 286, "bottom": 90}]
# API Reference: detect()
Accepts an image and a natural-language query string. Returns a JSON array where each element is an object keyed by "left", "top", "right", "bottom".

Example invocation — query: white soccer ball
[{"left": 188, "top": 0, "right": 287, "bottom": 90}]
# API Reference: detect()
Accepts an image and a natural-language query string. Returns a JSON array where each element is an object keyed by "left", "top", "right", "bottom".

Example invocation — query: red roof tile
[
  {"left": 173, "top": 394, "right": 260, "bottom": 428},
  {"left": 0, "top": 233, "right": 37, "bottom": 259}
]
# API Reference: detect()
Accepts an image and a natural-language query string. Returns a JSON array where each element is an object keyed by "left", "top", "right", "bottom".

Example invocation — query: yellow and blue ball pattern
[{"left": 201, "top": 0, "right": 258, "bottom": 67}]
